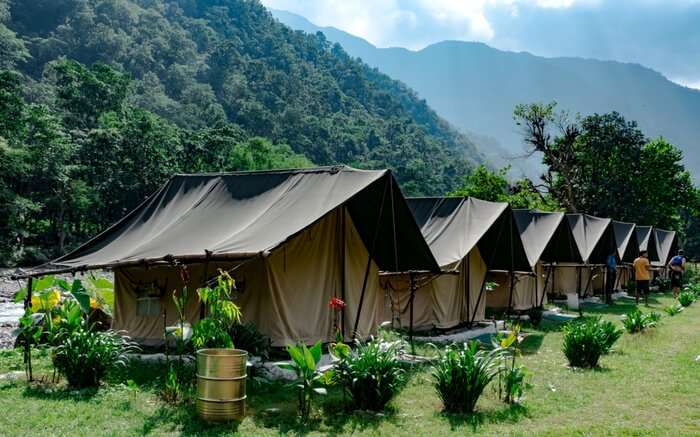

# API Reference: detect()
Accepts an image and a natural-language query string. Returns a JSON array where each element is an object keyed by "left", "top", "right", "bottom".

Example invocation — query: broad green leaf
[
  {"left": 33, "top": 276, "right": 55, "bottom": 292},
  {"left": 287, "top": 344, "right": 306, "bottom": 369},
  {"left": 303, "top": 344, "right": 316, "bottom": 371},
  {"left": 312, "top": 387, "right": 327, "bottom": 396},
  {"left": 309, "top": 340, "right": 322, "bottom": 364}
]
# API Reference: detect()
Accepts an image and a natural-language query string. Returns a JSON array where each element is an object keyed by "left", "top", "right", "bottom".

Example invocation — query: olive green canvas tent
[
  {"left": 552, "top": 214, "right": 617, "bottom": 297},
  {"left": 382, "top": 197, "right": 529, "bottom": 330},
  {"left": 636, "top": 226, "right": 660, "bottom": 262},
  {"left": 35, "top": 166, "right": 439, "bottom": 346},
  {"left": 612, "top": 221, "right": 639, "bottom": 289},
  {"left": 487, "top": 210, "right": 582, "bottom": 311},
  {"left": 653, "top": 228, "right": 679, "bottom": 268}
]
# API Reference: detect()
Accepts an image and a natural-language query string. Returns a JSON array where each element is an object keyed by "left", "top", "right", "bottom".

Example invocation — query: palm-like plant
[
  {"left": 276, "top": 341, "right": 328, "bottom": 421},
  {"left": 622, "top": 308, "right": 660, "bottom": 333},
  {"left": 562, "top": 317, "right": 621, "bottom": 368},
  {"left": 433, "top": 342, "right": 503, "bottom": 413}
]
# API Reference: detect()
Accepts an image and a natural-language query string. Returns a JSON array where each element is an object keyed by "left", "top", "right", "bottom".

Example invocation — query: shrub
[
  {"left": 599, "top": 320, "right": 623, "bottom": 352},
  {"left": 192, "top": 271, "right": 241, "bottom": 349},
  {"left": 52, "top": 327, "right": 138, "bottom": 388},
  {"left": 501, "top": 366, "right": 530, "bottom": 404},
  {"left": 622, "top": 308, "right": 660, "bottom": 333},
  {"left": 334, "top": 339, "right": 405, "bottom": 411},
  {"left": 528, "top": 306, "right": 544, "bottom": 327},
  {"left": 654, "top": 276, "right": 671, "bottom": 293},
  {"left": 665, "top": 304, "right": 684, "bottom": 316},
  {"left": 433, "top": 342, "right": 502, "bottom": 414},
  {"left": 562, "top": 317, "right": 620, "bottom": 368},
  {"left": 678, "top": 291, "right": 696, "bottom": 307},
  {"left": 229, "top": 322, "right": 272, "bottom": 360}
]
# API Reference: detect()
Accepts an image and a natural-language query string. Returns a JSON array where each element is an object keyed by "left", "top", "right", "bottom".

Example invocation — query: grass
[{"left": 1, "top": 293, "right": 700, "bottom": 435}]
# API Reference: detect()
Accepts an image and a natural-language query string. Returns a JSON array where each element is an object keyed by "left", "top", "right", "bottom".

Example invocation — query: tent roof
[
  {"left": 612, "top": 221, "right": 639, "bottom": 263},
  {"left": 636, "top": 226, "right": 660, "bottom": 262},
  {"left": 512, "top": 210, "right": 582, "bottom": 266},
  {"left": 566, "top": 214, "right": 616, "bottom": 264},
  {"left": 47, "top": 166, "right": 439, "bottom": 274},
  {"left": 654, "top": 228, "right": 678, "bottom": 266},
  {"left": 407, "top": 197, "right": 531, "bottom": 272}
]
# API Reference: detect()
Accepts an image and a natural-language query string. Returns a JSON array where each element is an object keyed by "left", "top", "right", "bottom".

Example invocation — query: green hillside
[{"left": 0, "top": 0, "right": 483, "bottom": 265}]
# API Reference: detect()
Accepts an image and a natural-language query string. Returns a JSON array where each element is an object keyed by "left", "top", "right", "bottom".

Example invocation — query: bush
[
  {"left": 678, "top": 291, "right": 696, "bottom": 307},
  {"left": 665, "top": 304, "right": 684, "bottom": 316},
  {"left": 335, "top": 339, "right": 405, "bottom": 411},
  {"left": 229, "top": 322, "right": 272, "bottom": 360},
  {"left": 528, "top": 306, "right": 544, "bottom": 327},
  {"left": 562, "top": 317, "right": 620, "bottom": 368},
  {"left": 621, "top": 308, "right": 660, "bottom": 333},
  {"left": 52, "top": 327, "right": 137, "bottom": 388},
  {"left": 654, "top": 276, "right": 671, "bottom": 293},
  {"left": 433, "top": 342, "right": 502, "bottom": 413}
]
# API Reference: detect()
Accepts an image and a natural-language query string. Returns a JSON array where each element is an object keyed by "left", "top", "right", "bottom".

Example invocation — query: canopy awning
[
  {"left": 513, "top": 210, "right": 582, "bottom": 266},
  {"left": 636, "top": 226, "right": 660, "bottom": 262},
  {"left": 566, "top": 214, "right": 616, "bottom": 265},
  {"left": 612, "top": 221, "right": 639, "bottom": 263},
  {"left": 653, "top": 228, "right": 679, "bottom": 266}
]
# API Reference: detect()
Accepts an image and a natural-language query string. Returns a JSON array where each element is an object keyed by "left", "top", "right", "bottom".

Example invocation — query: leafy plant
[
  {"left": 678, "top": 291, "right": 696, "bottom": 307},
  {"left": 192, "top": 271, "right": 241, "bottom": 349},
  {"left": 333, "top": 338, "right": 406, "bottom": 411},
  {"left": 654, "top": 276, "right": 671, "bottom": 293},
  {"left": 432, "top": 342, "right": 503, "bottom": 414},
  {"left": 622, "top": 308, "right": 660, "bottom": 333},
  {"left": 52, "top": 327, "right": 138, "bottom": 388},
  {"left": 275, "top": 341, "right": 328, "bottom": 421},
  {"left": 665, "top": 304, "right": 684, "bottom": 316},
  {"left": 599, "top": 319, "right": 624, "bottom": 352},
  {"left": 493, "top": 326, "right": 531, "bottom": 404},
  {"left": 562, "top": 317, "right": 621, "bottom": 368},
  {"left": 228, "top": 322, "right": 272, "bottom": 360}
]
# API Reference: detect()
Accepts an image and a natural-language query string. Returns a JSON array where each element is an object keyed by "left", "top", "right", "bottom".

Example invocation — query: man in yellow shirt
[{"left": 633, "top": 250, "right": 652, "bottom": 305}]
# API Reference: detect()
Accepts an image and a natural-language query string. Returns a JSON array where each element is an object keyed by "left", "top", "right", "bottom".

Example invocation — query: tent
[
  {"left": 382, "top": 197, "right": 529, "bottom": 330},
  {"left": 487, "top": 210, "right": 582, "bottom": 311},
  {"left": 636, "top": 226, "right": 659, "bottom": 262},
  {"left": 653, "top": 228, "right": 679, "bottom": 270},
  {"left": 552, "top": 214, "right": 616, "bottom": 297},
  {"left": 611, "top": 221, "right": 639, "bottom": 289},
  {"left": 33, "top": 166, "right": 439, "bottom": 346}
]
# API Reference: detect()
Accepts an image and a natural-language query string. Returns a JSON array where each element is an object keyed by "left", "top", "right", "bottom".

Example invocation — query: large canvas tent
[
  {"left": 487, "top": 210, "right": 582, "bottom": 311},
  {"left": 653, "top": 228, "right": 679, "bottom": 270},
  {"left": 34, "top": 166, "right": 439, "bottom": 346},
  {"left": 382, "top": 197, "right": 529, "bottom": 330},
  {"left": 636, "top": 226, "right": 660, "bottom": 262},
  {"left": 552, "top": 214, "right": 616, "bottom": 297},
  {"left": 612, "top": 221, "right": 639, "bottom": 289}
]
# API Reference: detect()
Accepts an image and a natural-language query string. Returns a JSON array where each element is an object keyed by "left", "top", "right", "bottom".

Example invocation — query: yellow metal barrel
[{"left": 196, "top": 348, "right": 247, "bottom": 422}]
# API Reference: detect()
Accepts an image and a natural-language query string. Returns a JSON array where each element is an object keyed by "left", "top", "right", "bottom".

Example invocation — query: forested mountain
[
  {"left": 274, "top": 9, "right": 700, "bottom": 179},
  {"left": 0, "top": 0, "right": 484, "bottom": 265}
]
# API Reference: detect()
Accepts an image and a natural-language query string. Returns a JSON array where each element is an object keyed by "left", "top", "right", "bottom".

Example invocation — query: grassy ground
[{"left": 1, "top": 292, "right": 699, "bottom": 436}]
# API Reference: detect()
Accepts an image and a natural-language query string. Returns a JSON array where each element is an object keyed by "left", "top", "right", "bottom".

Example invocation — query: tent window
[{"left": 136, "top": 297, "right": 161, "bottom": 317}]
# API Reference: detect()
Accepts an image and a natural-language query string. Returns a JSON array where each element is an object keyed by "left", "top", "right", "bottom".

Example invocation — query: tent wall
[
  {"left": 551, "top": 265, "right": 605, "bottom": 296},
  {"left": 382, "top": 247, "right": 488, "bottom": 330},
  {"left": 486, "top": 264, "right": 547, "bottom": 311},
  {"left": 114, "top": 209, "right": 384, "bottom": 347}
]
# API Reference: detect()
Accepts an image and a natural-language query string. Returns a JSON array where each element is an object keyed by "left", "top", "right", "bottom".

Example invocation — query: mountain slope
[
  {"left": 273, "top": 9, "right": 700, "bottom": 178},
  {"left": 4, "top": 0, "right": 483, "bottom": 195}
]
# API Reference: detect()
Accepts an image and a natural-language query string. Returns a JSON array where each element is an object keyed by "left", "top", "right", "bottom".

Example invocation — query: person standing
[
  {"left": 633, "top": 250, "right": 652, "bottom": 305},
  {"left": 668, "top": 249, "right": 686, "bottom": 298},
  {"left": 605, "top": 251, "right": 617, "bottom": 304}
]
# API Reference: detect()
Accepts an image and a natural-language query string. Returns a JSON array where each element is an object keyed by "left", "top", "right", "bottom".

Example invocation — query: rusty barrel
[{"left": 196, "top": 348, "right": 247, "bottom": 421}]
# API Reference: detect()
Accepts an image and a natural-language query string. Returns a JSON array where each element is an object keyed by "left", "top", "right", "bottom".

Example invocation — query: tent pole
[
  {"left": 409, "top": 272, "right": 416, "bottom": 356},
  {"left": 540, "top": 265, "right": 552, "bottom": 307},
  {"left": 24, "top": 276, "right": 33, "bottom": 382},
  {"left": 507, "top": 272, "right": 515, "bottom": 319},
  {"left": 352, "top": 177, "right": 389, "bottom": 340},
  {"left": 340, "top": 207, "right": 346, "bottom": 338},
  {"left": 465, "top": 254, "right": 470, "bottom": 326},
  {"left": 469, "top": 275, "right": 488, "bottom": 328},
  {"left": 507, "top": 215, "right": 515, "bottom": 320}
]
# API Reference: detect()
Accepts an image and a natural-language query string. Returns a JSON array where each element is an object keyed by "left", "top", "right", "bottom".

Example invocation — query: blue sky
[{"left": 261, "top": 0, "right": 700, "bottom": 88}]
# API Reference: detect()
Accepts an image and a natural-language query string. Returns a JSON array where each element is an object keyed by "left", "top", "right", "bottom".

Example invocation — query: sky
[{"left": 261, "top": 0, "right": 700, "bottom": 89}]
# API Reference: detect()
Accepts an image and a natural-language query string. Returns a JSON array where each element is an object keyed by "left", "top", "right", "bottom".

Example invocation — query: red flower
[{"left": 329, "top": 296, "right": 346, "bottom": 311}]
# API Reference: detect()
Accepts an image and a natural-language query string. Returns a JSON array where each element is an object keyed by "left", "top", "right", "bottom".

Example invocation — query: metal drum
[{"left": 196, "top": 348, "right": 247, "bottom": 422}]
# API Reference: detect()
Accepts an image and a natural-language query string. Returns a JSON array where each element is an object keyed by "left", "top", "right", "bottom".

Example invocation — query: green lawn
[{"left": 1, "top": 293, "right": 699, "bottom": 436}]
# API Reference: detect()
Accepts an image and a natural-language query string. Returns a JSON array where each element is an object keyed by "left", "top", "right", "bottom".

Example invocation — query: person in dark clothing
[
  {"left": 605, "top": 251, "right": 617, "bottom": 304},
  {"left": 668, "top": 249, "right": 686, "bottom": 297}
]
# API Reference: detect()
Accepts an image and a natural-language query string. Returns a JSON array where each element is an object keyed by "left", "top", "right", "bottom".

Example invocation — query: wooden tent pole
[
  {"left": 340, "top": 206, "right": 346, "bottom": 338},
  {"left": 352, "top": 177, "right": 389, "bottom": 340},
  {"left": 465, "top": 253, "right": 470, "bottom": 326},
  {"left": 469, "top": 275, "right": 488, "bottom": 328},
  {"left": 409, "top": 272, "right": 416, "bottom": 356},
  {"left": 539, "top": 265, "right": 552, "bottom": 307}
]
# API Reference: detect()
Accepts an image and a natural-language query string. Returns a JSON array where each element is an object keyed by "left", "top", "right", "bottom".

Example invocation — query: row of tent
[{"left": 24, "top": 166, "right": 679, "bottom": 347}]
